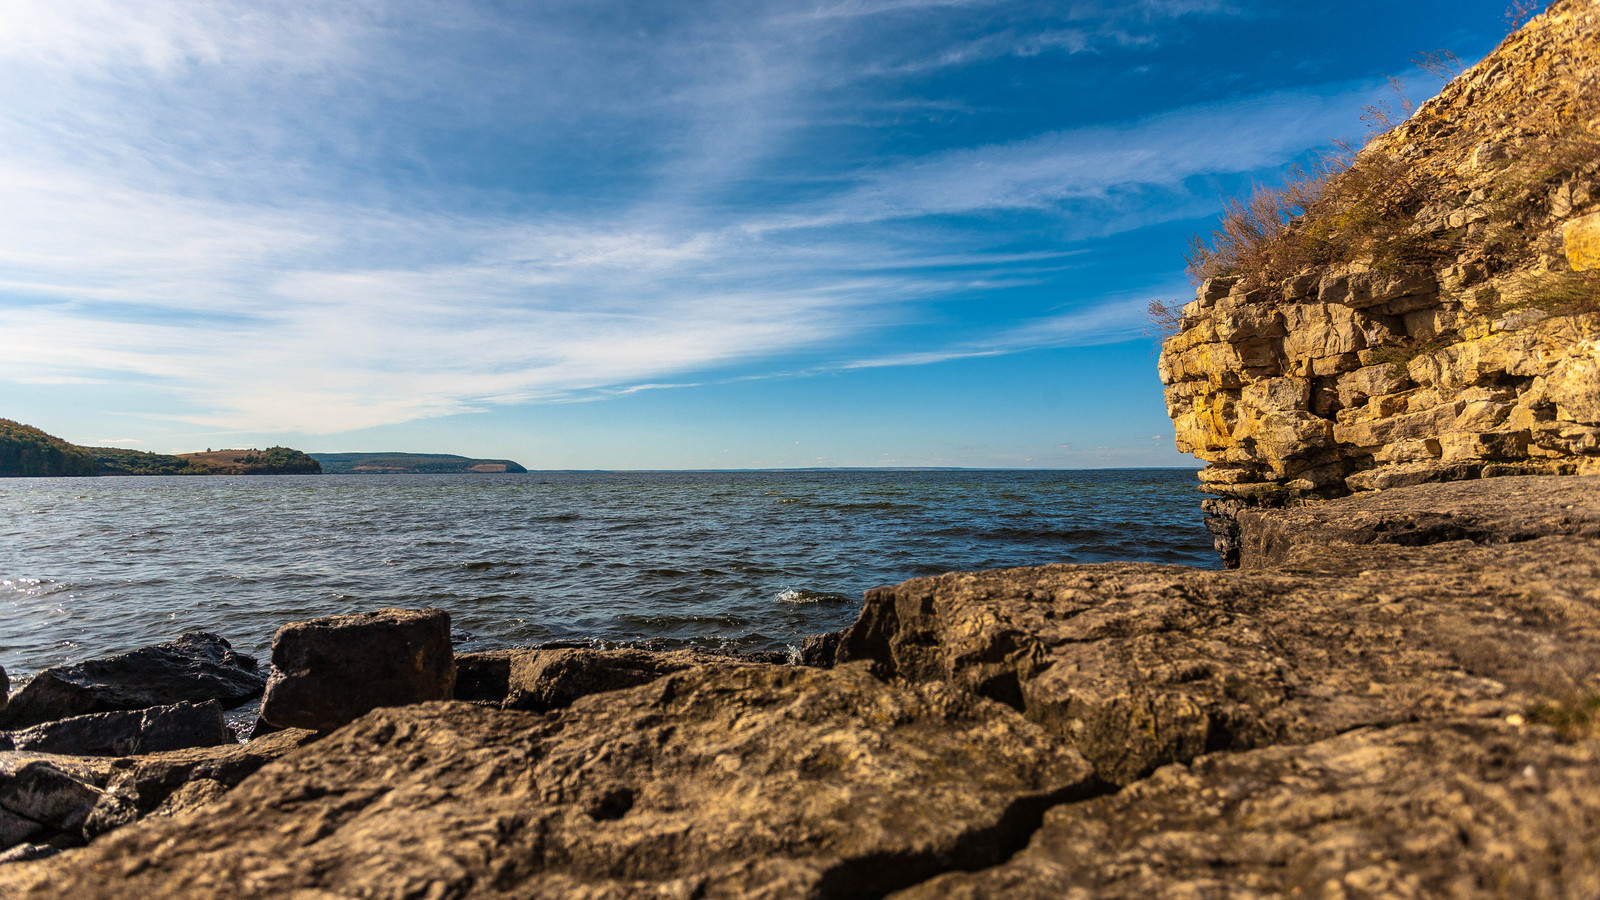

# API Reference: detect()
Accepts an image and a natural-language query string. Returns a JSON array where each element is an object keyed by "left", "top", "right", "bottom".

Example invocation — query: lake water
[{"left": 0, "top": 469, "right": 1214, "bottom": 683}]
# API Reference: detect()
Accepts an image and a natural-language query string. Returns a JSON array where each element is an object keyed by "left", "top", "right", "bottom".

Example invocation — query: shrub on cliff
[{"left": 0, "top": 419, "right": 97, "bottom": 477}]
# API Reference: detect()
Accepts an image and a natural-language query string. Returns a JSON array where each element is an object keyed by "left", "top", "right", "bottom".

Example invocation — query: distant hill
[
  {"left": 175, "top": 448, "right": 322, "bottom": 475},
  {"left": 0, "top": 418, "right": 321, "bottom": 477},
  {"left": 311, "top": 452, "right": 527, "bottom": 474}
]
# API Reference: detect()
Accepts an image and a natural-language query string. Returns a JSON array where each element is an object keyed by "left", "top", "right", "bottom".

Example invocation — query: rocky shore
[
  {"left": 0, "top": 475, "right": 1596, "bottom": 897},
  {"left": 3, "top": 4, "right": 1598, "bottom": 897}
]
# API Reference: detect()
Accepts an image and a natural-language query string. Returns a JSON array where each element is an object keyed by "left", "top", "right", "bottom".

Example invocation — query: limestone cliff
[{"left": 1159, "top": 0, "right": 1600, "bottom": 563}]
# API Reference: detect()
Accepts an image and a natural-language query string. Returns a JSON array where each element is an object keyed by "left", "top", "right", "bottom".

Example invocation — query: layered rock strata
[{"left": 1158, "top": 0, "right": 1600, "bottom": 564}]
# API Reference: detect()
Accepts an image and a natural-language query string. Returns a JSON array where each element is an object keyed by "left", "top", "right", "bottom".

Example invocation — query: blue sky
[{"left": 0, "top": 0, "right": 1522, "bottom": 468}]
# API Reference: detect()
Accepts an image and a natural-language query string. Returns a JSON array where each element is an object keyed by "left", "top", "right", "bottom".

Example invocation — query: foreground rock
[
  {"left": 0, "top": 728, "right": 314, "bottom": 857},
  {"left": 260, "top": 608, "right": 455, "bottom": 731},
  {"left": 0, "top": 634, "right": 265, "bottom": 730},
  {"left": 0, "top": 664, "right": 1095, "bottom": 897},
  {"left": 0, "top": 664, "right": 8, "bottom": 715},
  {"left": 5, "top": 701, "right": 232, "bottom": 757},
  {"left": 1235, "top": 474, "right": 1600, "bottom": 568},
  {"left": 894, "top": 718, "right": 1600, "bottom": 899},
  {"left": 836, "top": 534, "right": 1600, "bottom": 785}
]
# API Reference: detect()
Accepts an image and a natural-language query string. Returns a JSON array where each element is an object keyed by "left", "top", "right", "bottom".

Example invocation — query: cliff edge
[{"left": 1158, "top": 0, "right": 1600, "bottom": 563}]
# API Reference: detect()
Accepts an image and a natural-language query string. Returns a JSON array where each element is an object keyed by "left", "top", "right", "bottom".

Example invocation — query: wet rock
[
  {"left": 893, "top": 719, "right": 1600, "bottom": 899},
  {"left": 260, "top": 608, "right": 455, "bottom": 731},
  {"left": 800, "top": 629, "right": 844, "bottom": 667},
  {"left": 0, "top": 664, "right": 1096, "bottom": 898},
  {"left": 451, "top": 648, "right": 518, "bottom": 703},
  {"left": 0, "top": 763, "right": 101, "bottom": 838},
  {"left": 837, "top": 535, "right": 1600, "bottom": 785},
  {"left": 501, "top": 646, "right": 771, "bottom": 712},
  {"left": 0, "top": 664, "right": 8, "bottom": 715},
  {"left": 1236, "top": 474, "right": 1600, "bottom": 568},
  {"left": 6, "top": 701, "right": 233, "bottom": 757},
  {"left": 0, "top": 634, "right": 265, "bottom": 730}
]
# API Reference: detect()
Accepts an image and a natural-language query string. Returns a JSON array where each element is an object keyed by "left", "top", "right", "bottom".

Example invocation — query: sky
[{"left": 0, "top": 0, "right": 1528, "bottom": 469}]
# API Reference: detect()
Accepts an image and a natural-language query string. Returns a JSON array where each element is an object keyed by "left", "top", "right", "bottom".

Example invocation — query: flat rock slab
[
  {"left": 0, "top": 663, "right": 1095, "bottom": 898},
  {"left": 1237, "top": 475, "right": 1600, "bottom": 569},
  {"left": 501, "top": 646, "right": 773, "bottom": 712},
  {"left": 893, "top": 718, "right": 1600, "bottom": 899},
  {"left": 0, "top": 634, "right": 266, "bottom": 730},
  {"left": 260, "top": 608, "right": 455, "bottom": 731},
  {"left": 837, "top": 536, "right": 1600, "bottom": 785},
  {"left": 6, "top": 700, "right": 232, "bottom": 757}
]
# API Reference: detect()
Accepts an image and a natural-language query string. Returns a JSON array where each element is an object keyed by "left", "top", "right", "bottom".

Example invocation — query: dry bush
[
  {"left": 1528, "top": 693, "right": 1600, "bottom": 742},
  {"left": 1186, "top": 147, "right": 1437, "bottom": 289},
  {"left": 1145, "top": 299, "right": 1184, "bottom": 343}
]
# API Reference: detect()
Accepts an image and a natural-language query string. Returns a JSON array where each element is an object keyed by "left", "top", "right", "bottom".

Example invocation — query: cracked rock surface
[
  {"left": 892, "top": 718, "right": 1600, "bottom": 900},
  {"left": 835, "top": 531, "right": 1600, "bottom": 785},
  {"left": 0, "top": 664, "right": 1094, "bottom": 899}
]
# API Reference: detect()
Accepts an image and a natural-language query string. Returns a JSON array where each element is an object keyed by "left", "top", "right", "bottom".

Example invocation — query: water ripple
[{"left": 0, "top": 469, "right": 1212, "bottom": 680}]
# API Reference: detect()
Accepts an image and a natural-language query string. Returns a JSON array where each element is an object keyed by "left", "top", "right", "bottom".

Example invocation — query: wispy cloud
[{"left": 0, "top": 0, "right": 1377, "bottom": 436}]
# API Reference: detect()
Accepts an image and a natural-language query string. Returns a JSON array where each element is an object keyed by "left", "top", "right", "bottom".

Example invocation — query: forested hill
[{"left": 0, "top": 419, "right": 321, "bottom": 477}]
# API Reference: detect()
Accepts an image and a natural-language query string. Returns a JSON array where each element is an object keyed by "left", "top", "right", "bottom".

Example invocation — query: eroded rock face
[
  {"left": 0, "top": 634, "right": 266, "bottom": 730},
  {"left": 892, "top": 719, "right": 1600, "bottom": 900},
  {"left": 1158, "top": 0, "right": 1600, "bottom": 563},
  {"left": 260, "top": 608, "right": 455, "bottom": 731},
  {"left": 0, "top": 664, "right": 1095, "bottom": 898},
  {"left": 837, "top": 535, "right": 1600, "bottom": 785},
  {"left": 5, "top": 701, "right": 233, "bottom": 757}
]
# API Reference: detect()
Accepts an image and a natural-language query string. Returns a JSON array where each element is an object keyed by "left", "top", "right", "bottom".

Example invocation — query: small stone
[{"left": 260, "top": 608, "right": 456, "bottom": 731}]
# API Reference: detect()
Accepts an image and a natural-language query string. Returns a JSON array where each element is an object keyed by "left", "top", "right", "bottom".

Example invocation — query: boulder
[
  {"left": 0, "top": 634, "right": 266, "bottom": 730},
  {"left": 501, "top": 646, "right": 770, "bottom": 712},
  {"left": 0, "top": 663, "right": 8, "bottom": 714},
  {"left": 0, "top": 664, "right": 1096, "bottom": 898},
  {"left": 836, "top": 534, "right": 1600, "bottom": 786},
  {"left": 259, "top": 608, "right": 455, "bottom": 731},
  {"left": 5, "top": 701, "right": 233, "bottom": 757},
  {"left": 892, "top": 719, "right": 1600, "bottom": 899},
  {"left": 1235, "top": 474, "right": 1600, "bottom": 568}
]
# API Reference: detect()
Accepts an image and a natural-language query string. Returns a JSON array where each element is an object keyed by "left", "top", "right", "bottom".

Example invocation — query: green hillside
[
  {"left": 0, "top": 419, "right": 98, "bottom": 477},
  {"left": 0, "top": 419, "right": 321, "bottom": 477}
]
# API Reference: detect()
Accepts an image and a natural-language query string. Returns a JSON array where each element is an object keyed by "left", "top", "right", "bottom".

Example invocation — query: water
[{"left": 0, "top": 469, "right": 1214, "bottom": 683}]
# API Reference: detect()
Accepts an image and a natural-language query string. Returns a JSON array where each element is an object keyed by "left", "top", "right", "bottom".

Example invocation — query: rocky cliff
[{"left": 1159, "top": 0, "right": 1600, "bottom": 563}]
